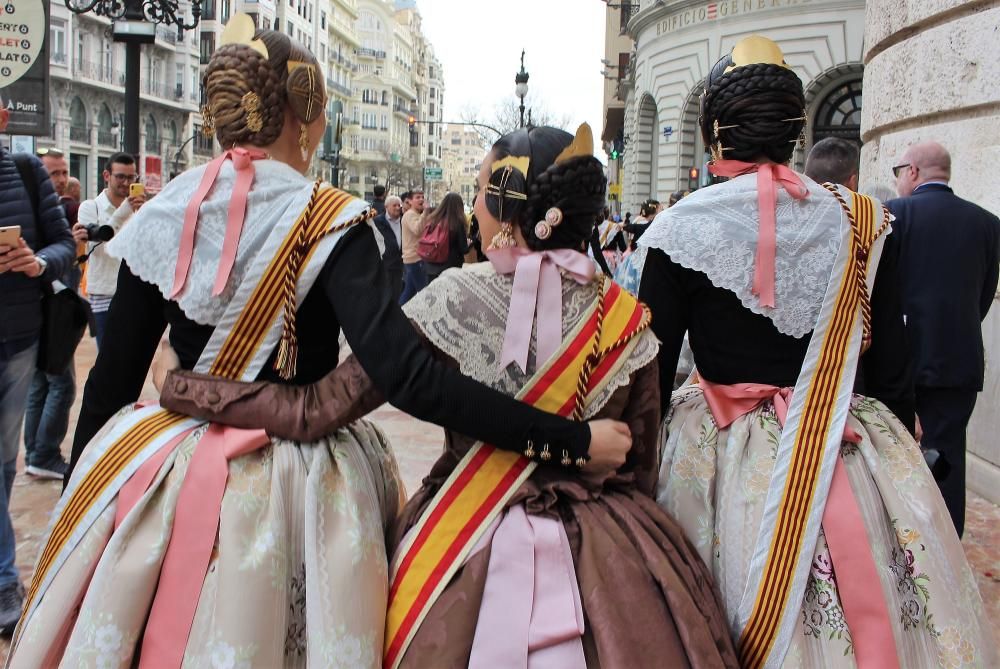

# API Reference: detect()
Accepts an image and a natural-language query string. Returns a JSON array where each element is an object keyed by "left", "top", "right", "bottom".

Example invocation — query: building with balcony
[
  {"left": 44, "top": 1, "right": 201, "bottom": 198},
  {"left": 614, "top": 0, "right": 866, "bottom": 213},
  {"left": 599, "top": 1, "right": 636, "bottom": 215}
]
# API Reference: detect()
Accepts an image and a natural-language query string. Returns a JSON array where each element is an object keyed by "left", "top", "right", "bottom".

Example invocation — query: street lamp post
[
  {"left": 65, "top": 0, "right": 202, "bottom": 156},
  {"left": 515, "top": 50, "right": 529, "bottom": 128}
]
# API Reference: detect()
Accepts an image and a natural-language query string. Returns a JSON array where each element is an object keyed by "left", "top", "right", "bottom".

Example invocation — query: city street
[{"left": 2, "top": 336, "right": 999, "bottom": 654}]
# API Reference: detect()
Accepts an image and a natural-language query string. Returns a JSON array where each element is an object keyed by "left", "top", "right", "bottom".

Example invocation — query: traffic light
[
  {"left": 610, "top": 146, "right": 619, "bottom": 160},
  {"left": 408, "top": 115, "right": 416, "bottom": 131},
  {"left": 688, "top": 166, "right": 700, "bottom": 190}
]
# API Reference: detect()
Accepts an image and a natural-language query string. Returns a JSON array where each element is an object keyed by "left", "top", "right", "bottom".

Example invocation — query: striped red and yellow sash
[
  {"left": 19, "top": 186, "right": 361, "bottom": 631},
  {"left": 737, "top": 190, "right": 886, "bottom": 668},
  {"left": 383, "top": 279, "right": 649, "bottom": 669}
]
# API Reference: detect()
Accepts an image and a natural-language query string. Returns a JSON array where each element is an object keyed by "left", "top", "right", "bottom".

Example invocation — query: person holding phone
[
  {"left": 0, "top": 95, "right": 75, "bottom": 635},
  {"left": 73, "top": 153, "right": 146, "bottom": 348}
]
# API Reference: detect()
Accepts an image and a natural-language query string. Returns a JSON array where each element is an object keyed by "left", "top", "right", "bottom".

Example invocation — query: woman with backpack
[{"left": 419, "top": 192, "right": 469, "bottom": 281}]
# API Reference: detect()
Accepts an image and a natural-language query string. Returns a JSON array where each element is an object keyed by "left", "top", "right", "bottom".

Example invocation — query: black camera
[{"left": 84, "top": 223, "right": 115, "bottom": 242}]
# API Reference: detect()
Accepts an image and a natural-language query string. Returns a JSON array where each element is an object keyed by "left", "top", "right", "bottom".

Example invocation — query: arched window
[
  {"left": 633, "top": 94, "right": 658, "bottom": 206},
  {"left": 168, "top": 119, "right": 179, "bottom": 147},
  {"left": 69, "top": 97, "right": 88, "bottom": 143},
  {"left": 145, "top": 114, "right": 159, "bottom": 153},
  {"left": 97, "top": 104, "right": 114, "bottom": 147},
  {"left": 813, "top": 79, "right": 862, "bottom": 144}
]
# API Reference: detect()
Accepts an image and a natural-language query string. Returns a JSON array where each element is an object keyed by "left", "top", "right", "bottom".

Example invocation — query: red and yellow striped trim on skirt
[
  {"left": 738, "top": 191, "right": 880, "bottom": 668},
  {"left": 383, "top": 280, "right": 649, "bottom": 669}
]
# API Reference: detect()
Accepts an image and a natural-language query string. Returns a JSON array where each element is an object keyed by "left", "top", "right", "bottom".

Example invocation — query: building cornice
[{"left": 628, "top": 0, "right": 864, "bottom": 39}]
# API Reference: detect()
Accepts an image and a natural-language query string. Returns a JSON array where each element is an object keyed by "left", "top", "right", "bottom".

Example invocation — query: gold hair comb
[
  {"left": 724, "top": 35, "right": 788, "bottom": 75},
  {"left": 491, "top": 155, "right": 530, "bottom": 175},
  {"left": 220, "top": 13, "right": 268, "bottom": 59},
  {"left": 555, "top": 123, "right": 594, "bottom": 164}
]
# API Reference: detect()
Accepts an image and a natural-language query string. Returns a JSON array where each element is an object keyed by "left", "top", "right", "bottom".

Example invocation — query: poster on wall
[
  {"left": 0, "top": 0, "right": 49, "bottom": 136},
  {"left": 145, "top": 156, "right": 162, "bottom": 190}
]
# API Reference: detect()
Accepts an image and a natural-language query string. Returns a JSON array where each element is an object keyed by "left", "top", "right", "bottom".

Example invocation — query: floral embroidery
[
  {"left": 801, "top": 547, "right": 853, "bottom": 655},
  {"left": 936, "top": 626, "right": 977, "bottom": 669},
  {"left": 320, "top": 626, "right": 377, "bottom": 669}
]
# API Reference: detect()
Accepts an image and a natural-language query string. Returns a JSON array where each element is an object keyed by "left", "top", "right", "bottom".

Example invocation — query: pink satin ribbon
[
  {"left": 469, "top": 505, "right": 586, "bottom": 668},
  {"left": 708, "top": 160, "right": 809, "bottom": 308},
  {"left": 699, "top": 379, "right": 899, "bottom": 669},
  {"left": 487, "top": 247, "right": 596, "bottom": 373},
  {"left": 170, "top": 147, "right": 269, "bottom": 299},
  {"left": 133, "top": 424, "right": 270, "bottom": 668}
]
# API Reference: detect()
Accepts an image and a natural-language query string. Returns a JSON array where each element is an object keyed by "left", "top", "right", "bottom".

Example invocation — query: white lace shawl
[
  {"left": 638, "top": 173, "right": 870, "bottom": 338},
  {"left": 106, "top": 160, "right": 316, "bottom": 326},
  {"left": 402, "top": 262, "right": 659, "bottom": 418}
]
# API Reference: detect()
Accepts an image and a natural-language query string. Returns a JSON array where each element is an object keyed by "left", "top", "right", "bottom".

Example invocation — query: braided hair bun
[
  {"left": 699, "top": 37, "right": 805, "bottom": 164},
  {"left": 488, "top": 126, "right": 607, "bottom": 252},
  {"left": 204, "top": 28, "right": 325, "bottom": 148}
]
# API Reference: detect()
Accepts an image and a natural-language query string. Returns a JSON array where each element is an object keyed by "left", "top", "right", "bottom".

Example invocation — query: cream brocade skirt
[
  {"left": 657, "top": 386, "right": 998, "bottom": 668},
  {"left": 9, "top": 406, "right": 402, "bottom": 669}
]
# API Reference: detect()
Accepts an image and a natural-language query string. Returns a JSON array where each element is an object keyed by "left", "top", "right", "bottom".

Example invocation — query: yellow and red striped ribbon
[
  {"left": 383, "top": 280, "right": 649, "bottom": 669},
  {"left": 737, "top": 191, "right": 881, "bottom": 668}
]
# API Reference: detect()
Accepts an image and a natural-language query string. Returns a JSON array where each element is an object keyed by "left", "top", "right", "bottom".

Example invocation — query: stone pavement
[{"left": 3, "top": 336, "right": 999, "bottom": 654}]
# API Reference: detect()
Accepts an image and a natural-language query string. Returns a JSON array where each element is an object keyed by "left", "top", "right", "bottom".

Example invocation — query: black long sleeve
[
  {"left": 326, "top": 224, "right": 590, "bottom": 458},
  {"left": 638, "top": 248, "right": 689, "bottom": 416}
]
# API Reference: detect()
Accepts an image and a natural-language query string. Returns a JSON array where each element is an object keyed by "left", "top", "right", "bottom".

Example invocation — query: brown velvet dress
[{"left": 162, "top": 264, "right": 738, "bottom": 668}]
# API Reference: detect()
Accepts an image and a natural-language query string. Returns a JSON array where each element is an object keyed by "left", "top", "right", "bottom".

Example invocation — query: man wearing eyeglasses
[
  {"left": 72, "top": 152, "right": 146, "bottom": 348},
  {"left": 886, "top": 141, "right": 1000, "bottom": 537}
]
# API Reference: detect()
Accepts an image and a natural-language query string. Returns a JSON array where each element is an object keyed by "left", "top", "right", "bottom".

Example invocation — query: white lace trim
[
  {"left": 403, "top": 263, "right": 659, "bottom": 417},
  {"left": 106, "top": 160, "right": 315, "bottom": 326},
  {"left": 638, "top": 174, "right": 870, "bottom": 338}
]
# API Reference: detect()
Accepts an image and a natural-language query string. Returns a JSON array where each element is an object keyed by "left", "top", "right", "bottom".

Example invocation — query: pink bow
[
  {"left": 487, "top": 247, "right": 596, "bottom": 373},
  {"left": 170, "top": 147, "right": 269, "bottom": 299},
  {"left": 708, "top": 160, "right": 809, "bottom": 308}
]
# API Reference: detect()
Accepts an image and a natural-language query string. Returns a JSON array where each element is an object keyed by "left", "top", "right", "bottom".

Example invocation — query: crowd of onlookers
[{"left": 0, "top": 85, "right": 996, "bottom": 637}]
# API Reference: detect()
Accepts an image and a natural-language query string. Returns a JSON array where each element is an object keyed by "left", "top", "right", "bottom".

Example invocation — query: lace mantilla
[
  {"left": 403, "top": 263, "right": 659, "bottom": 418},
  {"left": 107, "top": 160, "right": 317, "bottom": 326},
  {"left": 639, "top": 174, "right": 875, "bottom": 338}
]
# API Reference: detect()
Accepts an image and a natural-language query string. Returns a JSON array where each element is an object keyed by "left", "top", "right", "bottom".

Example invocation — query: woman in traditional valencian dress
[
  {"left": 7, "top": 17, "right": 634, "bottom": 668},
  {"left": 635, "top": 36, "right": 997, "bottom": 668},
  {"left": 156, "top": 124, "right": 740, "bottom": 667}
]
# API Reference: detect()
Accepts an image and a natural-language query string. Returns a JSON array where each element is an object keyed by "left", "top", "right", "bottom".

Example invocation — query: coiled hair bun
[
  {"left": 203, "top": 29, "right": 325, "bottom": 148},
  {"left": 488, "top": 126, "right": 607, "bottom": 252},
  {"left": 700, "top": 52, "right": 805, "bottom": 164}
]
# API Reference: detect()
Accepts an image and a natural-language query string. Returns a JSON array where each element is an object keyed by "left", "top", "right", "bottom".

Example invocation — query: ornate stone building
[
  {"left": 860, "top": 0, "right": 1000, "bottom": 503},
  {"left": 613, "top": 0, "right": 867, "bottom": 213}
]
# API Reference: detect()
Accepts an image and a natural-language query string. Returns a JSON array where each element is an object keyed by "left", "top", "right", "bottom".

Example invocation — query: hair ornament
[
  {"left": 724, "top": 35, "right": 788, "bottom": 75},
  {"left": 713, "top": 119, "right": 739, "bottom": 138},
  {"left": 534, "top": 221, "right": 552, "bottom": 240},
  {"left": 242, "top": 91, "right": 263, "bottom": 133},
  {"left": 534, "top": 207, "right": 563, "bottom": 241},
  {"left": 287, "top": 61, "right": 322, "bottom": 122},
  {"left": 554, "top": 123, "right": 594, "bottom": 165},
  {"left": 491, "top": 155, "right": 530, "bottom": 176},
  {"left": 201, "top": 104, "right": 216, "bottom": 137},
  {"left": 220, "top": 13, "right": 268, "bottom": 59}
]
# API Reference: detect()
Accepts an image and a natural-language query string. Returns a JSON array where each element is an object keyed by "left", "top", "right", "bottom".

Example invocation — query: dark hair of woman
[
  {"left": 486, "top": 126, "right": 607, "bottom": 253},
  {"left": 203, "top": 28, "right": 325, "bottom": 147},
  {"left": 699, "top": 59, "right": 805, "bottom": 165},
  {"left": 640, "top": 200, "right": 659, "bottom": 217},
  {"left": 425, "top": 192, "right": 467, "bottom": 236}
]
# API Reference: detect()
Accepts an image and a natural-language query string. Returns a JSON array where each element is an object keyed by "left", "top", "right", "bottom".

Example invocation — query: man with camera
[{"left": 73, "top": 153, "right": 146, "bottom": 348}]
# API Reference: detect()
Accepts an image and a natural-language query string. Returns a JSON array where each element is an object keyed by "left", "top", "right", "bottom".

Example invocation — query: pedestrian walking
[
  {"left": 419, "top": 192, "right": 468, "bottom": 282},
  {"left": 887, "top": 141, "right": 1000, "bottom": 536},
  {"left": 399, "top": 187, "right": 427, "bottom": 303},
  {"left": 370, "top": 183, "right": 386, "bottom": 216},
  {"left": 372, "top": 194, "right": 404, "bottom": 298},
  {"left": 0, "top": 98, "right": 74, "bottom": 635}
]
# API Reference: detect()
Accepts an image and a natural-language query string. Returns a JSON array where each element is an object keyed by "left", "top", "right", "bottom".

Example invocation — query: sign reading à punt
[
  {"left": 655, "top": 0, "right": 818, "bottom": 35},
  {"left": 0, "top": 0, "right": 49, "bottom": 136}
]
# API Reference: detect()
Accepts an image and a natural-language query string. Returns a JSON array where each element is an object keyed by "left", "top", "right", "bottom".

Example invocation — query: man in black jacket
[
  {"left": 887, "top": 141, "right": 1000, "bottom": 536},
  {"left": 372, "top": 194, "right": 403, "bottom": 298},
  {"left": 0, "top": 100, "right": 74, "bottom": 633}
]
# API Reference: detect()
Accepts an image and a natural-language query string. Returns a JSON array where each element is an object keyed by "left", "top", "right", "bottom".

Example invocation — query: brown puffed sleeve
[
  {"left": 160, "top": 353, "right": 385, "bottom": 442},
  {"left": 619, "top": 360, "right": 662, "bottom": 497}
]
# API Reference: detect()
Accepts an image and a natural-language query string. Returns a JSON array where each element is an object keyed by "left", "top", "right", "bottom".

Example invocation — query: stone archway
[
  {"left": 633, "top": 93, "right": 658, "bottom": 203},
  {"left": 678, "top": 80, "right": 707, "bottom": 191},
  {"left": 797, "top": 63, "right": 865, "bottom": 170}
]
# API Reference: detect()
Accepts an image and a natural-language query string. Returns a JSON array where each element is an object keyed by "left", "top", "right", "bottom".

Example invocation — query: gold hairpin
[
  {"left": 491, "top": 155, "right": 530, "bottom": 175},
  {"left": 713, "top": 119, "right": 739, "bottom": 140},
  {"left": 242, "top": 91, "right": 263, "bottom": 133},
  {"left": 220, "top": 13, "right": 268, "bottom": 59},
  {"left": 555, "top": 123, "right": 594, "bottom": 165},
  {"left": 781, "top": 116, "right": 807, "bottom": 122},
  {"left": 724, "top": 35, "right": 789, "bottom": 74}
]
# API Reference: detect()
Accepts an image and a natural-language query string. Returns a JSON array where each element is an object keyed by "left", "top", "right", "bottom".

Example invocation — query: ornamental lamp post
[
  {"left": 514, "top": 49, "right": 529, "bottom": 128},
  {"left": 65, "top": 0, "right": 202, "bottom": 156}
]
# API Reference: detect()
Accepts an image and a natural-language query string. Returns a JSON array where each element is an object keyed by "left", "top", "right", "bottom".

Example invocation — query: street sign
[
  {"left": 423, "top": 167, "right": 443, "bottom": 181},
  {"left": 0, "top": 0, "right": 50, "bottom": 135}
]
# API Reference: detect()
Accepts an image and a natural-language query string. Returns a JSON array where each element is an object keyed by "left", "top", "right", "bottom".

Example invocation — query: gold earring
[
  {"left": 488, "top": 222, "right": 516, "bottom": 250},
  {"left": 201, "top": 105, "right": 215, "bottom": 137},
  {"left": 298, "top": 124, "right": 309, "bottom": 161}
]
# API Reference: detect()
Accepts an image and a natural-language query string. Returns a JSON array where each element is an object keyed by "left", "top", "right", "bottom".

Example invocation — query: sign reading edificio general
[
  {"left": 0, "top": 0, "right": 49, "bottom": 136},
  {"left": 655, "top": 0, "right": 817, "bottom": 35}
]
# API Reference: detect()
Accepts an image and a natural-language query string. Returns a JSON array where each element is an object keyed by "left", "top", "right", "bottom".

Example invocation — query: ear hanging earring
[
  {"left": 488, "top": 222, "right": 517, "bottom": 250},
  {"left": 298, "top": 124, "right": 309, "bottom": 161}
]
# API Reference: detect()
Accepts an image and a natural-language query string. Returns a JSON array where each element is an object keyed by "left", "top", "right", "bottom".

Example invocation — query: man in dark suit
[
  {"left": 372, "top": 194, "right": 403, "bottom": 299},
  {"left": 887, "top": 141, "right": 1000, "bottom": 536}
]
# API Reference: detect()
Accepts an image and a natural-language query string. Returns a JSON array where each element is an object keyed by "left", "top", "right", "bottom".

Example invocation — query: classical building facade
[
  {"left": 614, "top": 0, "right": 866, "bottom": 213},
  {"left": 860, "top": 0, "right": 1000, "bottom": 503},
  {"left": 599, "top": 1, "right": 635, "bottom": 213},
  {"left": 26, "top": 0, "right": 442, "bottom": 201}
]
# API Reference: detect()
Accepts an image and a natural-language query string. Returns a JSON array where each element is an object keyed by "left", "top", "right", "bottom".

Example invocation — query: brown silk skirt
[{"left": 390, "top": 473, "right": 740, "bottom": 668}]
